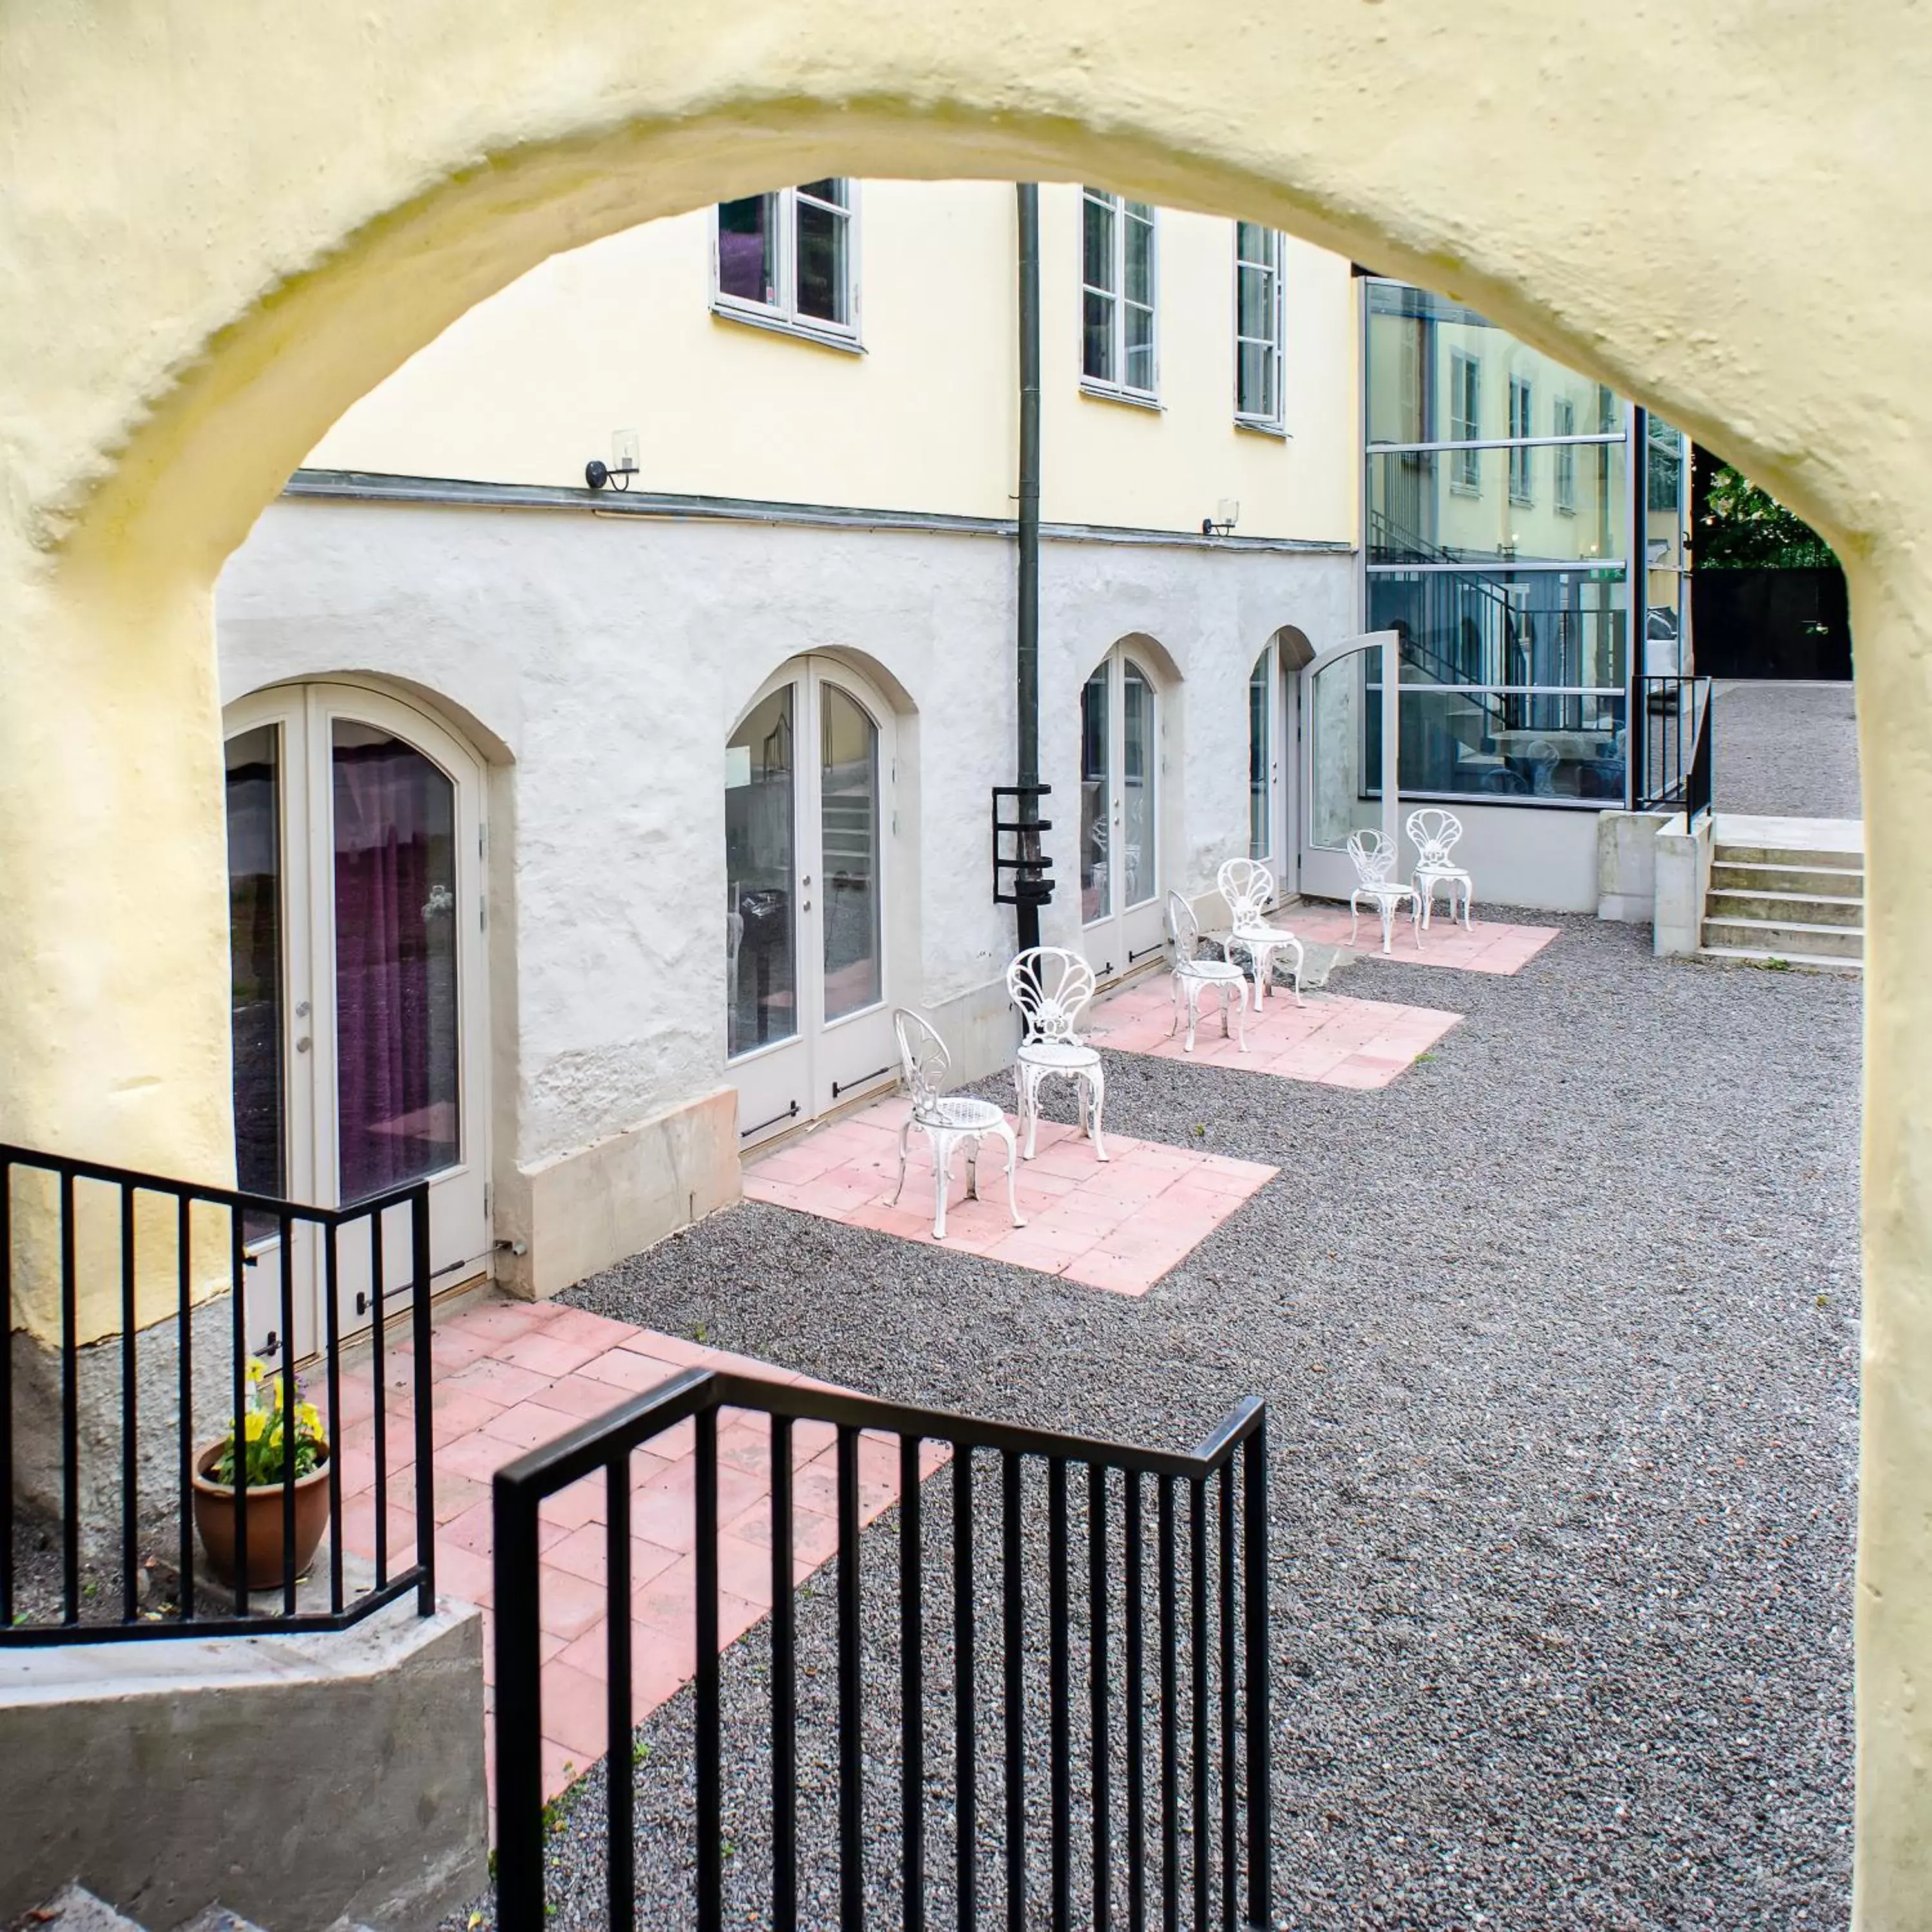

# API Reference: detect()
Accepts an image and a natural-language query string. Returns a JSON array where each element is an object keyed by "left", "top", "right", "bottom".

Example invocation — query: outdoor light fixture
[
  {"left": 1201, "top": 497, "right": 1240, "bottom": 537},
  {"left": 585, "top": 427, "right": 641, "bottom": 491}
]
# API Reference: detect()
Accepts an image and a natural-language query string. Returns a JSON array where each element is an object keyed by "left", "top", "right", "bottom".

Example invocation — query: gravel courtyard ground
[
  {"left": 1714, "top": 680, "right": 1861, "bottom": 820},
  {"left": 487, "top": 913, "right": 1859, "bottom": 1930}
]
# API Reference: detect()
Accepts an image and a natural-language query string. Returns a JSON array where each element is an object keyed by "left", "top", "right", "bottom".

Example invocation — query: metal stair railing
[{"left": 492, "top": 1370, "right": 1271, "bottom": 1932}]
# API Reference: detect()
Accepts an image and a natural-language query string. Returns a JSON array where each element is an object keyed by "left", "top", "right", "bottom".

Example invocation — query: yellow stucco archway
[{"left": 3, "top": 2, "right": 1926, "bottom": 1918}]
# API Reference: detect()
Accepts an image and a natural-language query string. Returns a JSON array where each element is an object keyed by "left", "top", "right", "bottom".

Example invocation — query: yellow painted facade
[
  {"left": 0, "top": 1, "right": 1926, "bottom": 1917},
  {"left": 309, "top": 182, "right": 1358, "bottom": 542}
]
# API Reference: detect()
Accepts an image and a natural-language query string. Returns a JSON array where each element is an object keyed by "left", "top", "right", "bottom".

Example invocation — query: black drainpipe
[{"left": 1014, "top": 182, "right": 1046, "bottom": 951}]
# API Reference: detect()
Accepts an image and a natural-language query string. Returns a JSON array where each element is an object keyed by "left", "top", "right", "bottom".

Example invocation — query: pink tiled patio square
[
  {"left": 1287, "top": 905, "right": 1560, "bottom": 974},
  {"left": 336, "top": 1296, "right": 935, "bottom": 1818},
  {"left": 1083, "top": 976, "right": 1462, "bottom": 1088},
  {"left": 743, "top": 1097, "right": 1275, "bottom": 1296}
]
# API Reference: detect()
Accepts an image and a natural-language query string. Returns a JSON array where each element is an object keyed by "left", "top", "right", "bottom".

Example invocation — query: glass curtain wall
[{"left": 1365, "top": 279, "right": 1634, "bottom": 805}]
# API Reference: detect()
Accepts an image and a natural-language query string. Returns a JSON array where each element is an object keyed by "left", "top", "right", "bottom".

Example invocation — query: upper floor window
[
  {"left": 1553, "top": 397, "right": 1578, "bottom": 512},
  {"left": 714, "top": 182, "right": 857, "bottom": 344},
  {"left": 1448, "top": 350, "right": 1481, "bottom": 491},
  {"left": 1234, "top": 223, "right": 1285, "bottom": 430},
  {"left": 1082, "top": 189, "right": 1157, "bottom": 400},
  {"left": 1508, "top": 375, "right": 1535, "bottom": 503}
]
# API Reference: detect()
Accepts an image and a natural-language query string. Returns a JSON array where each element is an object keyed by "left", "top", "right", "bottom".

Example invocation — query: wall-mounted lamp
[
  {"left": 1201, "top": 497, "right": 1240, "bottom": 538},
  {"left": 585, "top": 428, "right": 641, "bottom": 491}
]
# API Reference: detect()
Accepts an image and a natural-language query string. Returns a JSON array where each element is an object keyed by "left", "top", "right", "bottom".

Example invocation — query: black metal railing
[
  {"left": 1633, "top": 675, "right": 1714, "bottom": 820},
  {"left": 493, "top": 1369, "right": 1270, "bottom": 1931},
  {"left": 0, "top": 1142, "right": 435, "bottom": 1643}
]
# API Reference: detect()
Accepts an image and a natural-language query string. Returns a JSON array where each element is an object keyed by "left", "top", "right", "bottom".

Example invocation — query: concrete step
[
  {"left": 1709, "top": 860, "right": 1864, "bottom": 899},
  {"left": 1699, "top": 943, "right": 1864, "bottom": 974},
  {"left": 1702, "top": 916, "right": 1864, "bottom": 960},
  {"left": 15, "top": 1888, "right": 149, "bottom": 1932},
  {"left": 1705, "top": 888, "right": 1864, "bottom": 927},
  {"left": 174, "top": 1910, "right": 271, "bottom": 1932},
  {"left": 1711, "top": 842, "right": 1863, "bottom": 871}
]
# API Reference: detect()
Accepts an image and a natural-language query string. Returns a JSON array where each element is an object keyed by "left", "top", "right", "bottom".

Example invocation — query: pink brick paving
[
  {"left": 1285, "top": 905, "right": 1559, "bottom": 974},
  {"left": 742, "top": 1096, "right": 1276, "bottom": 1296},
  {"left": 1083, "top": 976, "right": 1463, "bottom": 1090},
  {"left": 329, "top": 1296, "right": 943, "bottom": 1817}
]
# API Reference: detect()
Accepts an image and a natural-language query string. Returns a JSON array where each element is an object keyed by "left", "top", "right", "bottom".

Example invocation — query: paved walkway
[
  {"left": 1283, "top": 906, "right": 1559, "bottom": 974},
  {"left": 1714, "top": 679, "right": 1861, "bottom": 820}
]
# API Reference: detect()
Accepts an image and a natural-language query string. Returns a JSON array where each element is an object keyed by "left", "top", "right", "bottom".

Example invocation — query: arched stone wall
[{"left": 3, "top": 5, "right": 1929, "bottom": 1918}]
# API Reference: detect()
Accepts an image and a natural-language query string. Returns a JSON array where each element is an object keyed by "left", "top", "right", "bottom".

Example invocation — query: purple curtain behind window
[{"left": 333, "top": 727, "right": 459, "bottom": 1203}]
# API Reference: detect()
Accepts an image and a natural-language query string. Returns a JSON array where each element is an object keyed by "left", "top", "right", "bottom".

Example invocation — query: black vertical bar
[
  {"left": 1090, "top": 1461, "right": 1111, "bottom": 1932},
  {"left": 1003, "top": 1450, "right": 1025, "bottom": 1932},
  {"left": 1219, "top": 1463, "right": 1236, "bottom": 1931},
  {"left": 176, "top": 1192, "right": 194, "bottom": 1622},
  {"left": 1159, "top": 1479, "right": 1178, "bottom": 1932},
  {"left": 1048, "top": 1457, "right": 1072, "bottom": 1932},
  {"left": 1628, "top": 403, "right": 1649, "bottom": 810},
  {"left": 493, "top": 1470, "right": 545, "bottom": 1932},
  {"left": 60, "top": 1171, "right": 79, "bottom": 1623},
  {"left": 900, "top": 1434, "right": 926, "bottom": 1932},
  {"left": 1126, "top": 1470, "right": 1146, "bottom": 1932},
  {"left": 771, "top": 1414, "right": 797, "bottom": 1932},
  {"left": 1014, "top": 181, "right": 1045, "bottom": 953},
  {"left": 229, "top": 1204, "right": 249, "bottom": 1616},
  {"left": 120, "top": 1184, "right": 138, "bottom": 1624},
  {"left": 1191, "top": 1480, "right": 1210, "bottom": 1932},
  {"left": 279, "top": 1210, "right": 297, "bottom": 1616},
  {"left": 954, "top": 1448, "right": 978, "bottom": 1931},
  {"left": 607, "top": 1453, "right": 636, "bottom": 1932},
  {"left": 370, "top": 1207, "right": 387, "bottom": 1589},
  {"left": 323, "top": 1220, "right": 344, "bottom": 1614},
  {"left": 410, "top": 1186, "right": 435, "bottom": 1611},
  {"left": 837, "top": 1425, "right": 863, "bottom": 1932},
  {"left": 0, "top": 1163, "right": 12, "bottom": 1629},
  {"left": 697, "top": 1406, "right": 723, "bottom": 1932},
  {"left": 1243, "top": 1423, "right": 1272, "bottom": 1932}
]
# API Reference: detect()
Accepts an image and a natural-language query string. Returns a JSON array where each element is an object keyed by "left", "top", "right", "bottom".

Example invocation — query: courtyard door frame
[
  {"left": 1079, "top": 643, "right": 1168, "bottom": 984},
  {"left": 223, "top": 679, "right": 492, "bottom": 1367},
  {"left": 1298, "top": 630, "right": 1401, "bottom": 902},
  {"left": 727, "top": 656, "right": 899, "bottom": 1150},
  {"left": 1250, "top": 636, "right": 1303, "bottom": 904}
]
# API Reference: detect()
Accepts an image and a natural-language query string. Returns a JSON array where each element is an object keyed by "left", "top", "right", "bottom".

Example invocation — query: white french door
[
  {"left": 223, "top": 682, "right": 491, "bottom": 1366},
  {"left": 1298, "top": 630, "right": 1401, "bottom": 901},
  {"left": 1248, "top": 640, "right": 1300, "bottom": 902},
  {"left": 1078, "top": 646, "right": 1167, "bottom": 983},
  {"left": 726, "top": 658, "right": 898, "bottom": 1149}
]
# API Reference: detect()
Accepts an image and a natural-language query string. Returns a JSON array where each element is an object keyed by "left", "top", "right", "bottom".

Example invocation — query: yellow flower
[
  {"left": 297, "top": 1401, "right": 323, "bottom": 1437},
  {"left": 243, "top": 1410, "right": 266, "bottom": 1443},
  {"left": 246, "top": 1358, "right": 267, "bottom": 1383}
]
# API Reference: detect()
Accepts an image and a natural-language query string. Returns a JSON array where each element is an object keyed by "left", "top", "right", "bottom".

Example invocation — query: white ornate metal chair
[
  {"left": 1345, "top": 829, "right": 1422, "bottom": 955},
  {"left": 1164, "top": 891, "right": 1249, "bottom": 1054},
  {"left": 1404, "top": 807, "right": 1475, "bottom": 933},
  {"left": 1006, "top": 949, "right": 1108, "bottom": 1162},
  {"left": 1214, "top": 858, "right": 1305, "bottom": 1007},
  {"left": 888, "top": 1009, "right": 1025, "bottom": 1242},
  {"left": 1523, "top": 737, "right": 1562, "bottom": 798}
]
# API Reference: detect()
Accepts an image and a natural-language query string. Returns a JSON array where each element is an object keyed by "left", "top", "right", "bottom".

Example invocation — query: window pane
[
  {"left": 1122, "top": 663, "right": 1157, "bottom": 906},
  {"left": 1398, "top": 687, "right": 1627, "bottom": 801},
  {"left": 1237, "top": 263, "right": 1272, "bottom": 339},
  {"left": 226, "top": 724, "right": 284, "bottom": 1204},
  {"left": 1083, "top": 193, "right": 1115, "bottom": 292},
  {"left": 726, "top": 687, "right": 798, "bottom": 1057},
  {"left": 1080, "top": 667, "right": 1111, "bottom": 921},
  {"left": 1083, "top": 287, "right": 1115, "bottom": 383},
  {"left": 1238, "top": 341, "right": 1274, "bottom": 420},
  {"left": 820, "top": 685, "right": 881, "bottom": 1021},
  {"left": 1124, "top": 302, "right": 1155, "bottom": 393},
  {"left": 1235, "top": 220, "right": 1271, "bottom": 267},
  {"left": 1124, "top": 206, "right": 1155, "bottom": 306},
  {"left": 332, "top": 721, "right": 460, "bottom": 1203},
  {"left": 717, "top": 194, "right": 779, "bottom": 306},
  {"left": 797, "top": 178, "right": 846, "bottom": 207},
  {"left": 1369, "top": 569, "right": 1631, "bottom": 690},
  {"left": 1367, "top": 443, "right": 1629, "bottom": 565},
  {"left": 1309, "top": 652, "right": 1383, "bottom": 849},
  {"left": 1249, "top": 653, "right": 1272, "bottom": 860},
  {"left": 795, "top": 196, "right": 849, "bottom": 324}
]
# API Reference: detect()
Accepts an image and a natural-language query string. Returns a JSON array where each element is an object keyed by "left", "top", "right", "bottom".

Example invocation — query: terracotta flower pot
[{"left": 191, "top": 1441, "right": 333, "bottom": 1592}]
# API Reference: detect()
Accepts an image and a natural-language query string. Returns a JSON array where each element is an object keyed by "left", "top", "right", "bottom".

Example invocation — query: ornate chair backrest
[
  {"left": 1347, "top": 828, "right": 1397, "bottom": 886},
  {"left": 1216, "top": 857, "right": 1276, "bottom": 930},
  {"left": 893, "top": 1008, "right": 952, "bottom": 1116},
  {"left": 1524, "top": 737, "right": 1560, "bottom": 797},
  {"left": 1007, "top": 947, "right": 1097, "bottom": 1045},
  {"left": 726, "top": 908, "right": 744, "bottom": 972},
  {"left": 1165, "top": 889, "right": 1204, "bottom": 963},
  {"left": 1405, "top": 808, "right": 1464, "bottom": 873}
]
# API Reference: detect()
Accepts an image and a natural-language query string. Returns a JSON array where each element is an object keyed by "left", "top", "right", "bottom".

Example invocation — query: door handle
[{"left": 295, "top": 1035, "right": 312, "bottom": 1054}]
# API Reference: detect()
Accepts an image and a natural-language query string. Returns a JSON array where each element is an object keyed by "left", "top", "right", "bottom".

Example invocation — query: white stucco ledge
[
  {"left": 1597, "top": 810, "right": 1672, "bottom": 923},
  {"left": 1653, "top": 811, "right": 1714, "bottom": 956}
]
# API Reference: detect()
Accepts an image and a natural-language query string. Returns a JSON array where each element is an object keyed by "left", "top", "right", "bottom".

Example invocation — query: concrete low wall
[
  {"left": 0, "top": 1599, "right": 487, "bottom": 1932},
  {"left": 1596, "top": 809, "right": 1672, "bottom": 922},
  {"left": 1653, "top": 810, "right": 1714, "bottom": 956}
]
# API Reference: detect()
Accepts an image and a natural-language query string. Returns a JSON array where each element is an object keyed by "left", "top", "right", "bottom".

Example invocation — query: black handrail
[
  {"left": 492, "top": 1368, "right": 1271, "bottom": 1932},
  {"left": 0, "top": 1141, "right": 435, "bottom": 1644},
  {"left": 1633, "top": 675, "right": 1714, "bottom": 819}
]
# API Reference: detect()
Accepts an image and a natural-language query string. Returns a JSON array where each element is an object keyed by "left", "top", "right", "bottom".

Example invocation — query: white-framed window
[
  {"left": 1553, "top": 396, "right": 1578, "bottom": 513},
  {"left": 1082, "top": 189, "right": 1158, "bottom": 401},
  {"left": 1234, "top": 222, "right": 1285, "bottom": 429},
  {"left": 713, "top": 182, "right": 858, "bottom": 345},
  {"left": 1508, "top": 375, "right": 1535, "bottom": 503},
  {"left": 1448, "top": 350, "right": 1481, "bottom": 491}
]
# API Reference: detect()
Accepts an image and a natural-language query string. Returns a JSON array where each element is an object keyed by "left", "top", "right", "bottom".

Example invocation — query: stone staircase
[
  {"left": 9, "top": 1888, "right": 372, "bottom": 1932},
  {"left": 1701, "top": 829, "right": 1864, "bottom": 971}
]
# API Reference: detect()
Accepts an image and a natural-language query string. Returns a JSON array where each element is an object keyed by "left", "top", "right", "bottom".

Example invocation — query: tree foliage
[{"left": 1695, "top": 462, "right": 1837, "bottom": 571}]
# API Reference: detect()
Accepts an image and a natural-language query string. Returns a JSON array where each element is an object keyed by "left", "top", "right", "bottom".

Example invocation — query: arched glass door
[
  {"left": 223, "top": 683, "right": 490, "bottom": 1364},
  {"left": 1299, "top": 630, "right": 1401, "bottom": 900},
  {"left": 1248, "top": 638, "right": 1302, "bottom": 900},
  {"left": 1079, "top": 645, "right": 1165, "bottom": 981},
  {"left": 727, "top": 658, "right": 896, "bottom": 1148}
]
